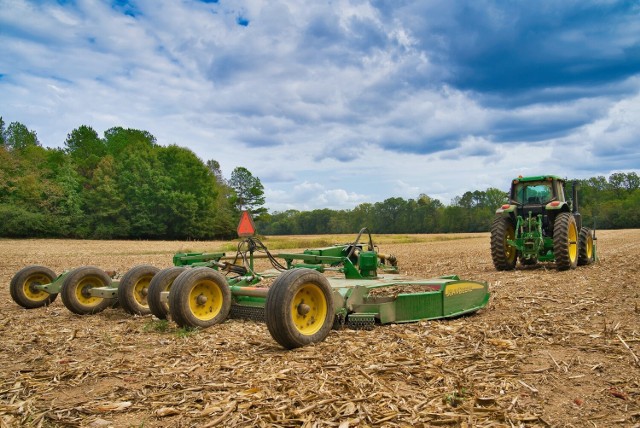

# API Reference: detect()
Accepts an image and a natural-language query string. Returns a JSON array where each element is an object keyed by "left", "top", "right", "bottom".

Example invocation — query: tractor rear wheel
[
  {"left": 553, "top": 212, "right": 578, "bottom": 270},
  {"left": 578, "top": 227, "right": 595, "bottom": 266},
  {"left": 490, "top": 216, "right": 517, "bottom": 270},
  {"left": 10, "top": 265, "right": 58, "bottom": 309},
  {"left": 265, "top": 268, "right": 334, "bottom": 349},
  {"left": 148, "top": 267, "right": 186, "bottom": 319},
  {"left": 117, "top": 265, "right": 160, "bottom": 315},
  {"left": 61, "top": 266, "right": 113, "bottom": 315},
  {"left": 168, "top": 268, "right": 231, "bottom": 329}
]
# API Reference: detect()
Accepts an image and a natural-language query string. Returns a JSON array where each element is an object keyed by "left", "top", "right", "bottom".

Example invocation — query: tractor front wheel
[
  {"left": 10, "top": 265, "right": 58, "bottom": 309},
  {"left": 578, "top": 227, "right": 595, "bottom": 266},
  {"left": 148, "top": 267, "right": 186, "bottom": 319},
  {"left": 118, "top": 265, "right": 160, "bottom": 315},
  {"left": 553, "top": 212, "right": 578, "bottom": 270},
  {"left": 265, "top": 268, "right": 334, "bottom": 349},
  {"left": 168, "top": 268, "right": 231, "bottom": 329},
  {"left": 61, "top": 266, "right": 113, "bottom": 315},
  {"left": 490, "top": 216, "right": 517, "bottom": 271}
]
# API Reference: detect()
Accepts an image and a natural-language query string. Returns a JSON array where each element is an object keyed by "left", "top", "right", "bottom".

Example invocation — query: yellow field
[{"left": 1, "top": 230, "right": 639, "bottom": 427}]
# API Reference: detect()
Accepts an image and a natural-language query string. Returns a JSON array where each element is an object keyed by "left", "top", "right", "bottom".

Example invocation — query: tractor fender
[
  {"left": 545, "top": 201, "right": 569, "bottom": 211},
  {"left": 495, "top": 204, "right": 516, "bottom": 215}
]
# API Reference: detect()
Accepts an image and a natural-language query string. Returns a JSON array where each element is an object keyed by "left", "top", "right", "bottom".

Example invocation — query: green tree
[
  {"left": 349, "top": 203, "right": 375, "bottom": 232},
  {"left": 104, "top": 127, "right": 156, "bottom": 156},
  {"left": 0, "top": 145, "right": 16, "bottom": 200},
  {"left": 417, "top": 194, "right": 443, "bottom": 232},
  {"left": 206, "top": 159, "right": 226, "bottom": 183},
  {"left": 0, "top": 117, "right": 6, "bottom": 146},
  {"left": 229, "top": 166, "right": 266, "bottom": 217},
  {"left": 0, "top": 141, "right": 63, "bottom": 236},
  {"left": 65, "top": 125, "right": 106, "bottom": 180},
  {"left": 116, "top": 144, "right": 167, "bottom": 238},
  {"left": 50, "top": 158, "right": 85, "bottom": 236},
  {"left": 484, "top": 188, "right": 507, "bottom": 209},
  {"left": 157, "top": 145, "right": 225, "bottom": 239},
  {"left": 83, "top": 156, "right": 129, "bottom": 238},
  {"left": 259, "top": 210, "right": 300, "bottom": 234},
  {"left": 4, "top": 122, "right": 39, "bottom": 151},
  {"left": 372, "top": 198, "right": 408, "bottom": 233}
]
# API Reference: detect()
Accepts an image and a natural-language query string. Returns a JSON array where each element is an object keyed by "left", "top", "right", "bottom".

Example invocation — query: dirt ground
[{"left": 0, "top": 230, "right": 638, "bottom": 427}]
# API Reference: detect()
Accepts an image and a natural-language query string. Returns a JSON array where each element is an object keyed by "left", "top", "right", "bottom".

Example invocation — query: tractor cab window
[
  {"left": 514, "top": 182, "right": 552, "bottom": 205},
  {"left": 555, "top": 180, "right": 567, "bottom": 202}
]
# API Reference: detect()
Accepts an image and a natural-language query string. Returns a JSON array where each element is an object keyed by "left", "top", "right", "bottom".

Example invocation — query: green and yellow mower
[{"left": 10, "top": 221, "right": 489, "bottom": 349}]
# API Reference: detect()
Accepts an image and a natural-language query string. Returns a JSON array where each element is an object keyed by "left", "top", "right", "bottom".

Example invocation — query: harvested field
[{"left": 1, "top": 230, "right": 639, "bottom": 427}]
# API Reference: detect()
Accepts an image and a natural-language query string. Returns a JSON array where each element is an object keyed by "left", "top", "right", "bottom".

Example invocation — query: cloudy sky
[{"left": 1, "top": 0, "right": 639, "bottom": 212}]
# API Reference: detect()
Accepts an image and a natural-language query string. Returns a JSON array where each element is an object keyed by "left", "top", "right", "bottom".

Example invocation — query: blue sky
[{"left": 1, "top": 0, "right": 639, "bottom": 212}]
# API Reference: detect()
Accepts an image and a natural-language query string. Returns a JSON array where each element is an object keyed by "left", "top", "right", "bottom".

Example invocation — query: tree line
[
  {"left": 0, "top": 118, "right": 264, "bottom": 239},
  {"left": 256, "top": 174, "right": 640, "bottom": 235},
  {"left": 1, "top": 117, "right": 638, "bottom": 239}
]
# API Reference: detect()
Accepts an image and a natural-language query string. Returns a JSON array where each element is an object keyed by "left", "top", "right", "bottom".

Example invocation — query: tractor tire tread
[
  {"left": 265, "top": 268, "right": 334, "bottom": 349},
  {"left": 10, "top": 265, "right": 58, "bottom": 309},
  {"left": 60, "top": 266, "right": 112, "bottom": 315},
  {"left": 148, "top": 267, "right": 187, "bottom": 319},
  {"left": 578, "top": 227, "right": 595, "bottom": 266},
  {"left": 490, "top": 216, "right": 517, "bottom": 271},
  {"left": 553, "top": 212, "right": 578, "bottom": 271},
  {"left": 117, "top": 265, "right": 160, "bottom": 315},
  {"left": 168, "top": 267, "right": 231, "bottom": 329}
]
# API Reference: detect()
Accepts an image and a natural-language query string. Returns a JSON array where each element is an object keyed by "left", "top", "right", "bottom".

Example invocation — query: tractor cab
[
  {"left": 511, "top": 176, "right": 565, "bottom": 205},
  {"left": 513, "top": 181, "right": 553, "bottom": 205},
  {"left": 510, "top": 176, "right": 566, "bottom": 235}
]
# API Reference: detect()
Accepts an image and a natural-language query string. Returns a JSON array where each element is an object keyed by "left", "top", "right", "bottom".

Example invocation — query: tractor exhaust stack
[{"left": 572, "top": 180, "right": 582, "bottom": 231}]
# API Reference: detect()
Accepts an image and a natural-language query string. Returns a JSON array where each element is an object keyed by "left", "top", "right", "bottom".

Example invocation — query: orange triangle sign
[{"left": 237, "top": 211, "right": 256, "bottom": 237}]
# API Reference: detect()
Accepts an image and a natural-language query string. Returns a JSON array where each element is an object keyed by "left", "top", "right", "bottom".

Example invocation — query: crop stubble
[{"left": 0, "top": 230, "right": 639, "bottom": 427}]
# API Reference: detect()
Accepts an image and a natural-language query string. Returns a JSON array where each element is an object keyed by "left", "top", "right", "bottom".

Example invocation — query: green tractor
[{"left": 490, "top": 175, "right": 596, "bottom": 271}]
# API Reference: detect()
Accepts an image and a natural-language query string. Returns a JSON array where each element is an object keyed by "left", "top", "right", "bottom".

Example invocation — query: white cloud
[
  {"left": 1, "top": 0, "right": 639, "bottom": 213},
  {"left": 265, "top": 181, "right": 369, "bottom": 211}
]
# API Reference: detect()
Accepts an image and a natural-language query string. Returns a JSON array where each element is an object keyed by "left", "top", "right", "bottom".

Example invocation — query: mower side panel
[
  {"left": 337, "top": 276, "right": 489, "bottom": 324},
  {"left": 442, "top": 281, "right": 490, "bottom": 317},
  {"left": 393, "top": 292, "right": 442, "bottom": 322}
]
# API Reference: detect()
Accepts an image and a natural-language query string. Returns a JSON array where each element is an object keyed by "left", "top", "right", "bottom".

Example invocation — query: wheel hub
[
  {"left": 29, "top": 282, "right": 41, "bottom": 293},
  {"left": 140, "top": 287, "right": 148, "bottom": 297},
  {"left": 81, "top": 285, "right": 92, "bottom": 298},
  {"left": 196, "top": 294, "right": 208, "bottom": 305},
  {"left": 297, "top": 302, "right": 310, "bottom": 316}
]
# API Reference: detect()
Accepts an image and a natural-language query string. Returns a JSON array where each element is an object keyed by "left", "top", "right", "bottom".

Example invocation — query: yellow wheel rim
[
  {"left": 188, "top": 280, "right": 223, "bottom": 321},
  {"left": 586, "top": 235, "right": 593, "bottom": 259},
  {"left": 505, "top": 225, "right": 516, "bottom": 264},
  {"left": 74, "top": 275, "right": 104, "bottom": 305},
  {"left": 290, "top": 283, "right": 328, "bottom": 335},
  {"left": 133, "top": 276, "right": 153, "bottom": 306},
  {"left": 23, "top": 274, "right": 50, "bottom": 302},
  {"left": 568, "top": 223, "right": 578, "bottom": 263}
]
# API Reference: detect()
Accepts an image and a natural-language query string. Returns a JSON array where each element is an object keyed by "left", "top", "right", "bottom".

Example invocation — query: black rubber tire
[
  {"left": 265, "top": 268, "right": 335, "bottom": 349},
  {"left": 117, "top": 265, "right": 160, "bottom": 315},
  {"left": 148, "top": 267, "right": 186, "bottom": 319},
  {"left": 60, "top": 266, "right": 113, "bottom": 315},
  {"left": 10, "top": 265, "right": 58, "bottom": 309},
  {"left": 168, "top": 268, "right": 231, "bottom": 328},
  {"left": 553, "top": 212, "right": 578, "bottom": 271},
  {"left": 490, "top": 216, "right": 517, "bottom": 271},
  {"left": 578, "top": 227, "right": 595, "bottom": 266}
]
